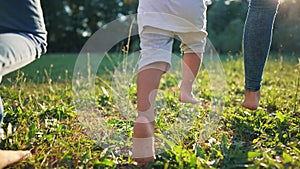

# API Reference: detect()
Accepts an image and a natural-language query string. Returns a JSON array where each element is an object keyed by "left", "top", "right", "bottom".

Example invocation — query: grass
[{"left": 0, "top": 53, "right": 299, "bottom": 168}]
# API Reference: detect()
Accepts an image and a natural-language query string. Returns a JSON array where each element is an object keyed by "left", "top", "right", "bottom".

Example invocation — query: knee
[{"left": 139, "top": 62, "right": 169, "bottom": 73}]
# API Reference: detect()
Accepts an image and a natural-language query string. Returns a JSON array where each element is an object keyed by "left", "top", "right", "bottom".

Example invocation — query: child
[{"left": 133, "top": 0, "right": 207, "bottom": 166}]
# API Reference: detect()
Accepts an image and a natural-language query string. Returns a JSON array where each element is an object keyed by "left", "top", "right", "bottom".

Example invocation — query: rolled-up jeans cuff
[{"left": 245, "top": 85, "right": 260, "bottom": 92}]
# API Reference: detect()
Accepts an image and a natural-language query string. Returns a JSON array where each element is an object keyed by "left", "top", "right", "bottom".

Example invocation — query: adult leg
[
  {"left": 0, "top": 97, "right": 3, "bottom": 134},
  {"left": 0, "top": 33, "right": 37, "bottom": 168},
  {"left": 0, "top": 32, "right": 38, "bottom": 134},
  {"left": 242, "top": 0, "right": 279, "bottom": 110},
  {"left": 0, "top": 33, "right": 38, "bottom": 76}
]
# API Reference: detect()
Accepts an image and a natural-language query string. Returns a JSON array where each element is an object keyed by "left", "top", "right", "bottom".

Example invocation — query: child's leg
[
  {"left": 134, "top": 25, "right": 172, "bottom": 165},
  {"left": 177, "top": 30, "right": 206, "bottom": 104},
  {"left": 133, "top": 62, "right": 168, "bottom": 165},
  {"left": 179, "top": 53, "right": 202, "bottom": 104}
]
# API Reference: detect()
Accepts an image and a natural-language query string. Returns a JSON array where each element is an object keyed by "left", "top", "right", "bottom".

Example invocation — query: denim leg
[
  {"left": 243, "top": 0, "right": 280, "bottom": 91},
  {"left": 0, "top": 33, "right": 38, "bottom": 77},
  {"left": 0, "top": 96, "right": 4, "bottom": 138},
  {"left": 0, "top": 33, "right": 39, "bottom": 137}
]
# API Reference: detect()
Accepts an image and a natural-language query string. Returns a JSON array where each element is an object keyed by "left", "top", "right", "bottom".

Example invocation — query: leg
[
  {"left": 0, "top": 33, "right": 38, "bottom": 167},
  {"left": 133, "top": 62, "right": 168, "bottom": 166},
  {"left": 0, "top": 32, "right": 38, "bottom": 132},
  {"left": 179, "top": 53, "right": 202, "bottom": 104},
  {"left": 242, "top": 0, "right": 279, "bottom": 110},
  {"left": 0, "top": 97, "right": 3, "bottom": 135},
  {"left": 134, "top": 26, "right": 172, "bottom": 166},
  {"left": 0, "top": 33, "right": 38, "bottom": 76},
  {"left": 0, "top": 32, "right": 38, "bottom": 130},
  {"left": 177, "top": 31, "right": 206, "bottom": 104}
]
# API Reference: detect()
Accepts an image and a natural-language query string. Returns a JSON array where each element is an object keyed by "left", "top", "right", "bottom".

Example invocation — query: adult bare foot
[
  {"left": 242, "top": 90, "right": 261, "bottom": 110},
  {"left": 0, "top": 150, "right": 31, "bottom": 168},
  {"left": 178, "top": 92, "right": 199, "bottom": 104}
]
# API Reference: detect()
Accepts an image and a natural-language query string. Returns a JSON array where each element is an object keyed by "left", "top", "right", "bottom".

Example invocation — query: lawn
[{"left": 0, "top": 53, "right": 299, "bottom": 168}]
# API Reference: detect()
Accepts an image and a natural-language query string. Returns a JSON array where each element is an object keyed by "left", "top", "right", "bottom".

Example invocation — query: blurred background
[{"left": 41, "top": 0, "right": 300, "bottom": 55}]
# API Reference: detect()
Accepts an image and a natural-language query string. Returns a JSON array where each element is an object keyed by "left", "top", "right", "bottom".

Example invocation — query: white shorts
[{"left": 138, "top": 26, "right": 207, "bottom": 71}]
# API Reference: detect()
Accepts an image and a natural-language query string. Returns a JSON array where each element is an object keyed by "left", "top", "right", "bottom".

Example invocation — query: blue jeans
[
  {"left": 0, "top": 33, "right": 42, "bottom": 136},
  {"left": 0, "top": 97, "right": 3, "bottom": 137},
  {"left": 243, "top": 0, "right": 280, "bottom": 91}
]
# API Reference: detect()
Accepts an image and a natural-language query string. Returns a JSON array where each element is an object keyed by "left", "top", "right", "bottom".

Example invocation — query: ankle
[
  {"left": 180, "top": 85, "right": 192, "bottom": 93},
  {"left": 242, "top": 90, "right": 261, "bottom": 110},
  {"left": 245, "top": 90, "right": 260, "bottom": 98}
]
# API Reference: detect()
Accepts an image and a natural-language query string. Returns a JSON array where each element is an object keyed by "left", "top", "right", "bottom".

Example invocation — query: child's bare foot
[
  {"left": 133, "top": 137, "right": 155, "bottom": 167},
  {"left": 178, "top": 92, "right": 199, "bottom": 104},
  {"left": 134, "top": 156, "right": 154, "bottom": 167},
  {"left": 242, "top": 90, "right": 261, "bottom": 110},
  {"left": 133, "top": 116, "right": 155, "bottom": 167},
  {"left": 0, "top": 150, "right": 32, "bottom": 168}
]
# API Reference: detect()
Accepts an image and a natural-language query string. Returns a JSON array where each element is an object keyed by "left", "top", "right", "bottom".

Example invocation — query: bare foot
[
  {"left": 133, "top": 116, "right": 155, "bottom": 167},
  {"left": 178, "top": 92, "right": 199, "bottom": 104},
  {"left": 242, "top": 90, "right": 261, "bottom": 110},
  {"left": 0, "top": 150, "right": 31, "bottom": 168},
  {"left": 134, "top": 156, "right": 154, "bottom": 168}
]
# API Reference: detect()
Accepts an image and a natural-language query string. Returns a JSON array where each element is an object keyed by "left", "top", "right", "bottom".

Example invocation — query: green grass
[
  {"left": 2, "top": 53, "right": 123, "bottom": 84},
  {"left": 0, "top": 53, "right": 299, "bottom": 168}
]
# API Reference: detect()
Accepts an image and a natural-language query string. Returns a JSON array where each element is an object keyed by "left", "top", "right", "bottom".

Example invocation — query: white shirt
[{"left": 137, "top": 0, "right": 207, "bottom": 33}]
